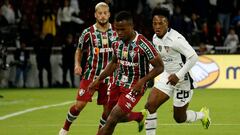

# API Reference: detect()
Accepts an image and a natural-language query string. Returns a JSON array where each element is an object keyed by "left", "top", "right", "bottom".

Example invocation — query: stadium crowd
[{"left": 0, "top": 0, "right": 240, "bottom": 88}]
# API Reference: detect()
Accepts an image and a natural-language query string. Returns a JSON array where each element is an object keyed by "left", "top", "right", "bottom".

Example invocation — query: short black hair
[
  {"left": 114, "top": 11, "right": 133, "bottom": 24},
  {"left": 152, "top": 7, "right": 170, "bottom": 20}
]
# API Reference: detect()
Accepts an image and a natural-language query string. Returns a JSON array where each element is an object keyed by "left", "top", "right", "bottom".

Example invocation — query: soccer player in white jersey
[{"left": 144, "top": 7, "right": 211, "bottom": 135}]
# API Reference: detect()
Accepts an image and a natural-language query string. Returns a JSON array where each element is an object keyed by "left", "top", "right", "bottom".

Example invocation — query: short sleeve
[
  {"left": 139, "top": 36, "right": 158, "bottom": 60},
  {"left": 77, "top": 29, "right": 89, "bottom": 50}
]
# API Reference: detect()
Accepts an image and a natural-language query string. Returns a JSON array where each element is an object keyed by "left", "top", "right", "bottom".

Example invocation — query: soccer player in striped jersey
[
  {"left": 89, "top": 11, "right": 164, "bottom": 135},
  {"left": 144, "top": 8, "right": 211, "bottom": 135},
  {"left": 59, "top": 2, "right": 118, "bottom": 135}
]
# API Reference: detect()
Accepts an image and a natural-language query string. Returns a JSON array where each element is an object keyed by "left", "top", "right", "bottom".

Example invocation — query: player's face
[
  {"left": 152, "top": 15, "right": 168, "bottom": 38},
  {"left": 114, "top": 20, "right": 133, "bottom": 41},
  {"left": 95, "top": 6, "right": 110, "bottom": 26}
]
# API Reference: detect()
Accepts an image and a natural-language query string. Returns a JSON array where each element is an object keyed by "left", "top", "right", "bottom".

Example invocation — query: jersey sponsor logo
[
  {"left": 141, "top": 43, "right": 152, "bottom": 56},
  {"left": 125, "top": 102, "right": 132, "bottom": 109},
  {"left": 79, "top": 89, "right": 85, "bottom": 96},
  {"left": 119, "top": 60, "right": 139, "bottom": 66},
  {"left": 190, "top": 56, "right": 220, "bottom": 88},
  {"left": 162, "top": 57, "right": 173, "bottom": 62},
  {"left": 94, "top": 47, "right": 100, "bottom": 54},
  {"left": 94, "top": 47, "right": 113, "bottom": 54},
  {"left": 125, "top": 92, "right": 136, "bottom": 102},
  {"left": 99, "top": 48, "right": 113, "bottom": 53}
]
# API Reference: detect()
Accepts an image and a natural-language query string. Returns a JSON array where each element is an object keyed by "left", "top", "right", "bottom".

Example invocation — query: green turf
[{"left": 0, "top": 88, "right": 240, "bottom": 135}]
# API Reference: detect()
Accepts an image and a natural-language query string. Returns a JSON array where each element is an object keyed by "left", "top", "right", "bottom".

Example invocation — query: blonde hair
[{"left": 95, "top": 2, "right": 109, "bottom": 11}]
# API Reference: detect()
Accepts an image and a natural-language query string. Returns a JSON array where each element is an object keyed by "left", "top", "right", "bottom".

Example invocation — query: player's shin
[
  {"left": 127, "top": 112, "right": 142, "bottom": 122},
  {"left": 98, "top": 113, "right": 107, "bottom": 129},
  {"left": 63, "top": 105, "right": 80, "bottom": 131},
  {"left": 146, "top": 112, "right": 157, "bottom": 135}
]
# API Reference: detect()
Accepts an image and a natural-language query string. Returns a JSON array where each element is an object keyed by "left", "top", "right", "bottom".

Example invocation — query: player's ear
[{"left": 94, "top": 12, "right": 97, "bottom": 18}]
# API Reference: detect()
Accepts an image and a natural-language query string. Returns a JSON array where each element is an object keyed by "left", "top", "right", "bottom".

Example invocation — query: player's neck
[
  {"left": 125, "top": 31, "right": 136, "bottom": 43},
  {"left": 95, "top": 22, "right": 110, "bottom": 32}
]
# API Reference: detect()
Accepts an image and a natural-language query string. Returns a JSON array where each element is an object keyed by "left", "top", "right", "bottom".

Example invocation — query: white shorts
[{"left": 154, "top": 72, "right": 193, "bottom": 107}]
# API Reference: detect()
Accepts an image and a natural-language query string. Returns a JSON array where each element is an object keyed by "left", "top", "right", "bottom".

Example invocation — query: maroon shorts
[
  {"left": 108, "top": 84, "right": 143, "bottom": 113},
  {"left": 76, "top": 79, "right": 109, "bottom": 105}
]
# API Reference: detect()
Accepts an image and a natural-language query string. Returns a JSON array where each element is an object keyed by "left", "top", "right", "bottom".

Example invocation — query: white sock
[
  {"left": 186, "top": 110, "right": 204, "bottom": 123},
  {"left": 146, "top": 112, "right": 157, "bottom": 135}
]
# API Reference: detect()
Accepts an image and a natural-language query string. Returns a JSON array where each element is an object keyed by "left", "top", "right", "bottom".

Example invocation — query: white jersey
[{"left": 153, "top": 28, "right": 197, "bottom": 89}]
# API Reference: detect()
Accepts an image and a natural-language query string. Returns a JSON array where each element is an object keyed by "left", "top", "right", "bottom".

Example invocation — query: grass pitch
[{"left": 0, "top": 88, "right": 239, "bottom": 135}]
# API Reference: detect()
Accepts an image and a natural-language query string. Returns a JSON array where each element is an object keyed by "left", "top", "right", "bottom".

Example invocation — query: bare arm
[
  {"left": 98, "top": 55, "right": 118, "bottom": 81},
  {"left": 88, "top": 55, "right": 118, "bottom": 93},
  {"left": 74, "top": 48, "right": 83, "bottom": 75},
  {"left": 132, "top": 54, "right": 164, "bottom": 95}
]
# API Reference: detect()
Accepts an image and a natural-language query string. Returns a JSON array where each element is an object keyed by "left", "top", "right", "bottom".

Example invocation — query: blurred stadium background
[{"left": 0, "top": 0, "right": 240, "bottom": 135}]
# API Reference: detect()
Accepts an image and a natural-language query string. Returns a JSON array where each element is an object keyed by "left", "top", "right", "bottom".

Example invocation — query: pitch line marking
[
  {"left": 0, "top": 101, "right": 74, "bottom": 120},
  {"left": 2, "top": 123, "right": 240, "bottom": 127}
]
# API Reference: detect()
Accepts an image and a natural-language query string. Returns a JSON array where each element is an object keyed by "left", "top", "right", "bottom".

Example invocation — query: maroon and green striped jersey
[
  {"left": 78, "top": 24, "right": 118, "bottom": 83},
  {"left": 113, "top": 32, "right": 158, "bottom": 89}
]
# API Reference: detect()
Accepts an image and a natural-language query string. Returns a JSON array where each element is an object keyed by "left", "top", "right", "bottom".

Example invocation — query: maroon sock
[
  {"left": 128, "top": 112, "right": 142, "bottom": 122},
  {"left": 63, "top": 105, "right": 80, "bottom": 131}
]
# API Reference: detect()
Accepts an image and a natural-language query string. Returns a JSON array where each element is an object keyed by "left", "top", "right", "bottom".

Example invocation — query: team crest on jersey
[
  {"left": 109, "top": 36, "right": 116, "bottom": 41},
  {"left": 158, "top": 46, "right": 162, "bottom": 52},
  {"left": 129, "top": 51, "right": 135, "bottom": 58},
  {"left": 79, "top": 89, "right": 85, "bottom": 96},
  {"left": 164, "top": 46, "right": 170, "bottom": 52}
]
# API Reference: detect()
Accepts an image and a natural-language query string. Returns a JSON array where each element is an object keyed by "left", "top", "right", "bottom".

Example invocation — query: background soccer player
[
  {"left": 59, "top": 2, "right": 118, "bottom": 135},
  {"left": 144, "top": 7, "right": 211, "bottom": 135},
  {"left": 89, "top": 11, "right": 164, "bottom": 135}
]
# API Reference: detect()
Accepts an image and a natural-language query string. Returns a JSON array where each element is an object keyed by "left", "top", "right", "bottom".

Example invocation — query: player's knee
[
  {"left": 75, "top": 101, "right": 87, "bottom": 111},
  {"left": 145, "top": 102, "right": 157, "bottom": 114}
]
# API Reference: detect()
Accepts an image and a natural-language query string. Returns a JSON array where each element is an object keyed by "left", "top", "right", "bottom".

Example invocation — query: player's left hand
[
  {"left": 131, "top": 80, "right": 144, "bottom": 96},
  {"left": 166, "top": 74, "right": 179, "bottom": 86}
]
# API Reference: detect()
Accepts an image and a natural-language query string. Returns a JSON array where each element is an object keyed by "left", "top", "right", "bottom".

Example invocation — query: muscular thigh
[{"left": 96, "top": 82, "right": 109, "bottom": 105}]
